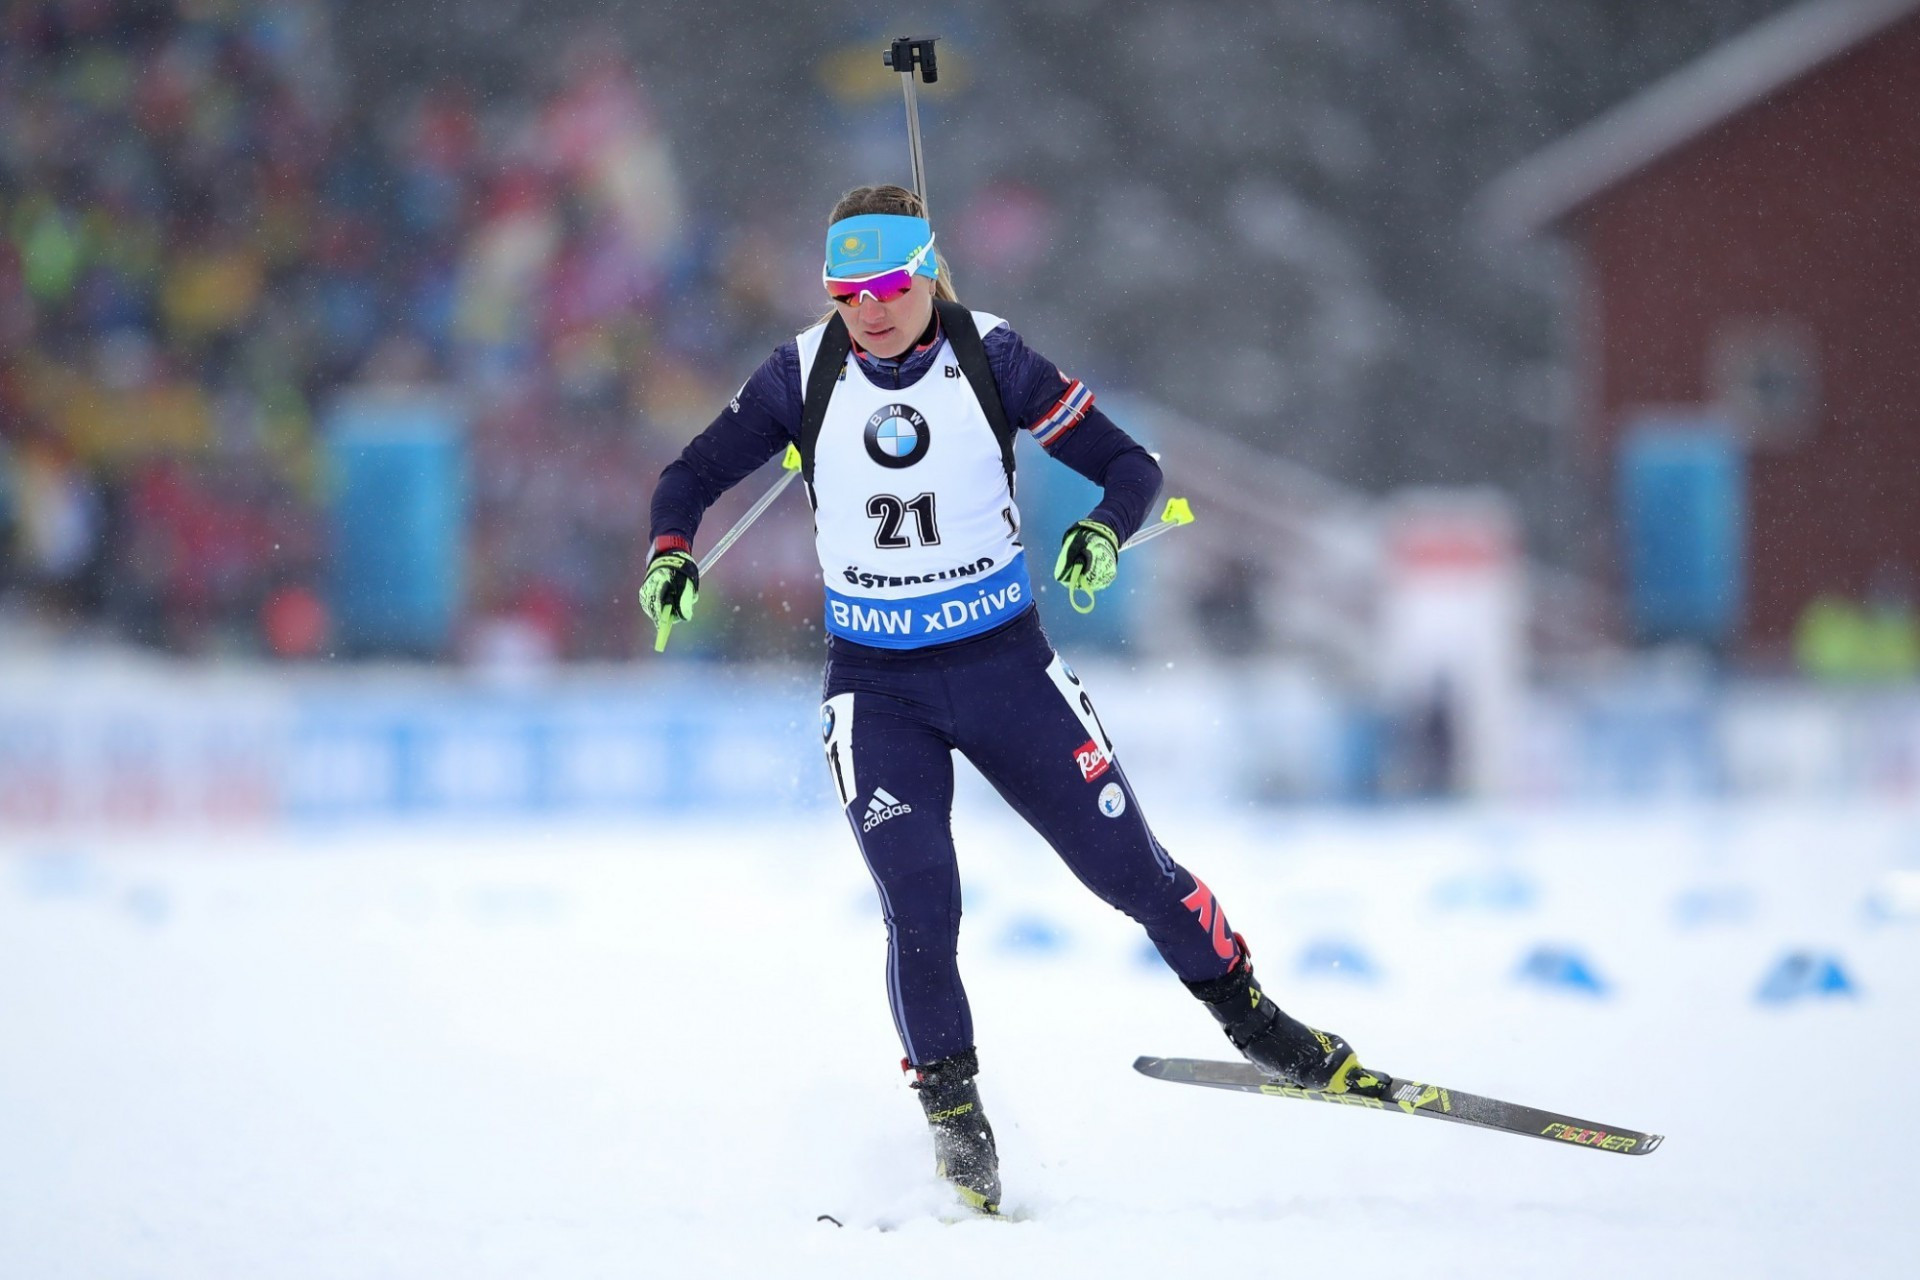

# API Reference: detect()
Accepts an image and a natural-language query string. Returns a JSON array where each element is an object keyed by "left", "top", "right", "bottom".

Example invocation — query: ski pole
[
  {"left": 883, "top": 36, "right": 939, "bottom": 212},
  {"left": 654, "top": 444, "right": 802, "bottom": 652},
  {"left": 1121, "top": 496, "right": 1195, "bottom": 552},
  {"left": 1064, "top": 497, "right": 1197, "bottom": 614}
]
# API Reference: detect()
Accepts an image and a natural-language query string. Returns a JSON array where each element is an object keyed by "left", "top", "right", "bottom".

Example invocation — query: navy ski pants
[{"left": 819, "top": 606, "right": 1238, "bottom": 1068}]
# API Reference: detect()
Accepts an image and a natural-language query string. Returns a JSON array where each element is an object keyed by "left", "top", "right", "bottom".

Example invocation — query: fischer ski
[{"left": 1133, "top": 1057, "right": 1663, "bottom": 1156}]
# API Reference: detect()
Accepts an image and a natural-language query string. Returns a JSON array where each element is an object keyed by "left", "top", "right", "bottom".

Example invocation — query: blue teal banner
[
  {"left": 326, "top": 394, "right": 467, "bottom": 656},
  {"left": 1618, "top": 421, "right": 1745, "bottom": 645}
]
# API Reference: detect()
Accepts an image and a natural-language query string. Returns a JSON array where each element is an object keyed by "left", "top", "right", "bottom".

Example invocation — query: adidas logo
[{"left": 862, "top": 787, "right": 912, "bottom": 832}]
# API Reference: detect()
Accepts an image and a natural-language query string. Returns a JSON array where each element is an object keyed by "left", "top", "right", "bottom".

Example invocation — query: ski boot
[
  {"left": 905, "top": 1049, "right": 1001, "bottom": 1215},
  {"left": 1185, "top": 936, "right": 1387, "bottom": 1097}
]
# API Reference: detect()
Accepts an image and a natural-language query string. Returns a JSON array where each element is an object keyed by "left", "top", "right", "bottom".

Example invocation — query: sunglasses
[{"left": 823, "top": 235, "right": 936, "bottom": 306}]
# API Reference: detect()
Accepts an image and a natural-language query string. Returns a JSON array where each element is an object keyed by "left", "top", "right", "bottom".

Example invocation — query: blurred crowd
[{"left": 1, "top": 0, "right": 803, "bottom": 660}]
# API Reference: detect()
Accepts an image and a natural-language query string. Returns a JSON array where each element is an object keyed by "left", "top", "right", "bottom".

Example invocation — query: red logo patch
[
  {"left": 1075, "top": 740, "right": 1121, "bottom": 782},
  {"left": 1182, "top": 876, "right": 1238, "bottom": 961},
  {"left": 1074, "top": 738, "right": 1111, "bottom": 782}
]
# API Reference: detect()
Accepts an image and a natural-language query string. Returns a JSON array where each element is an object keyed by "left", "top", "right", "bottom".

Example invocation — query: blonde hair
[{"left": 818, "top": 184, "right": 957, "bottom": 323}]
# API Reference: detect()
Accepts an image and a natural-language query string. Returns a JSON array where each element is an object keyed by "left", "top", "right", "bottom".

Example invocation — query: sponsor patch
[
  {"left": 862, "top": 787, "right": 912, "bottom": 833},
  {"left": 822, "top": 557, "right": 1032, "bottom": 648},
  {"left": 1098, "top": 781, "right": 1126, "bottom": 819},
  {"left": 1074, "top": 738, "right": 1111, "bottom": 782},
  {"left": 840, "top": 556, "right": 994, "bottom": 591},
  {"left": 864, "top": 404, "right": 930, "bottom": 469}
]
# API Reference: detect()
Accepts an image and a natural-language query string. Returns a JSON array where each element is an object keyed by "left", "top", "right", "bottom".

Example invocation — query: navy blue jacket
[{"left": 649, "top": 313, "right": 1162, "bottom": 550}]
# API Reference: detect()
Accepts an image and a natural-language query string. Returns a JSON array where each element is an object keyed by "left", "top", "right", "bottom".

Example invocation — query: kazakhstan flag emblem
[{"left": 833, "top": 230, "right": 880, "bottom": 269}]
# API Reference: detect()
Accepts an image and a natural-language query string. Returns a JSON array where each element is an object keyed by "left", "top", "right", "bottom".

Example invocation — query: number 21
[{"left": 868, "top": 492, "right": 940, "bottom": 548}]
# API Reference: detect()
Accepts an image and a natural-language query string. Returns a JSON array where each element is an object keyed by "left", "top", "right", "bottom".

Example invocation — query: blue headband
[{"left": 824, "top": 213, "right": 938, "bottom": 280}]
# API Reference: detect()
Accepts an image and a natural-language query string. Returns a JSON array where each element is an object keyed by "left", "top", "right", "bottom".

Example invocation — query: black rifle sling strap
[
  {"left": 933, "top": 300, "right": 1018, "bottom": 493},
  {"left": 796, "top": 304, "right": 1018, "bottom": 504},
  {"left": 796, "top": 312, "right": 854, "bottom": 505}
]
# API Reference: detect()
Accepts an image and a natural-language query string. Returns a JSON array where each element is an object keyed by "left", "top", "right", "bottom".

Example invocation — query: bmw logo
[
  {"left": 865, "top": 404, "right": 930, "bottom": 468},
  {"left": 821, "top": 705, "right": 836, "bottom": 741}
]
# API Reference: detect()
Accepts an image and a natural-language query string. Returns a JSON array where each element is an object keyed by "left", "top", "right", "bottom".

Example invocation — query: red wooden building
[{"left": 1483, "top": 0, "right": 1920, "bottom": 655}]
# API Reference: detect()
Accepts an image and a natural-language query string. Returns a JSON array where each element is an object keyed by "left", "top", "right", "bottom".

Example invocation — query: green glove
[
  {"left": 640, "top": 545, "right": 700, "bottom": 648},
  {"left": 1053, "top": 519, "right": 1119, "bottom": 614}
]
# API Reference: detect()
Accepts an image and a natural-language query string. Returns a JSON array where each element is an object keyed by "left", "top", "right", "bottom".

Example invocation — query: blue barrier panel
[
  {"left": 281, "top": 681, "right": 823, "bottom": 821},
  {"left": 1617, "top": 421, "right": 1744, "bottom": 645},
  {"left": 1577, "top": 692, "right": 1719, "bottom": 798},
  {"left": 326, "top": 394, "right": 466, "bottom": 656}
]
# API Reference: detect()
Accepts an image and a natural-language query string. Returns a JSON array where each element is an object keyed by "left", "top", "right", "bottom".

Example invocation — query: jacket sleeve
[
  {"left": 647, "top": 342, "right": 802, "bottom": 548},
  {"left": 981, "top": 321, "right": 1164, "bottom": 545}
]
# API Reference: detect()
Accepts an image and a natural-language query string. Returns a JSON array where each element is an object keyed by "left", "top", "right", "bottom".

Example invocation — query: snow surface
[{"left": 3, "top": 800, "right": 1917, "bottom": 1278}]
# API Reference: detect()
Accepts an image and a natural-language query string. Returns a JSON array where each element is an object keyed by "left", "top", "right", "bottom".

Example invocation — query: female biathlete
[{"left": 640, "top": 185, "right": 1379, "bottom": 1215}]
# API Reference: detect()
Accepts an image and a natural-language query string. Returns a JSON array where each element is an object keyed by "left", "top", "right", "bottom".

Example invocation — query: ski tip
[
  {"left": 1638, "top": 1134, "right": 1666, "bottom": 1155},
  {"left": 1132, "top": 1055, "right": 1166, "bottom": 1075}
]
